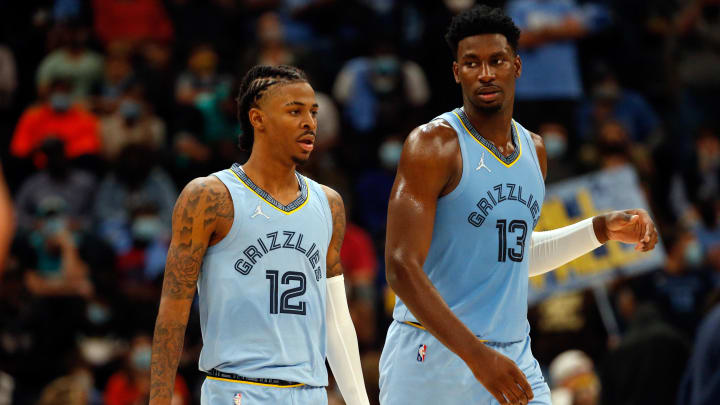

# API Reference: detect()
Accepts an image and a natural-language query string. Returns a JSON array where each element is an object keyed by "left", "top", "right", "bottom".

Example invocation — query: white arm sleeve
[
  {"left": 326, "top": 275, "right": 370, "bottom": 405},
  {"left": 529, "top": 217, "right": 603, "bottom": 276}
]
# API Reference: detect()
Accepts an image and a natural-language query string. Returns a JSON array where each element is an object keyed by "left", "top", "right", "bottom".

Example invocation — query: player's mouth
[
  {"left": 476, "top": 87, "right": 501, "bottom": 102},
  {"left": 297, "top": 134, "right": 315, "bottom": 152}
]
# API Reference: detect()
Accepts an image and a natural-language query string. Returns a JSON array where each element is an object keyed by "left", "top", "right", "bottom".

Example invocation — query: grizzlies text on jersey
[
  {"left": 198, "top": 163, "right": 333, "bottom": 387},
  {"left": 392, "top": 107, "right": 545, "bottom": 342}
]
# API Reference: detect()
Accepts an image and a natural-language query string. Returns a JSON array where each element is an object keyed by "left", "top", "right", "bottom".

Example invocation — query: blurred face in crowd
[
  {"left": 188, "top": 46, "right": 218, "bottom": 76},
  {"left": 453, "top": 33, "right": 521, "bottom": 114},
  {"left": 250, "top": 82, "right": 318, "bottom": 166}
]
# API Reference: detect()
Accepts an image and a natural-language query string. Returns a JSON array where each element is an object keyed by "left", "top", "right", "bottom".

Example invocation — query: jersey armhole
[
  {"left": 205, "top": 172, "right": 241, "bottom": 254},
  {"left": 437, "top": 118, "right": 469, "bottom": 204}
]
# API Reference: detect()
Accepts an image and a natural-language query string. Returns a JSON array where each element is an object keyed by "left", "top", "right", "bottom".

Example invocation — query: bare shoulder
[
  {"left": 320, "top": 184, "right": 345, "bottom": 234},
  {"left": 404, "top": 119, "right": 459, "bottom": 160},
  {"left": 528, "top": 131, "right": 547, "bottom": 180},
  {"left": 174, "top": 175, "right": 233, "bottom": 243}
]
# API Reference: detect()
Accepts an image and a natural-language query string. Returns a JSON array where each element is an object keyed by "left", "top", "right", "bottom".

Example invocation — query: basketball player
[
  {"left": 379, "top": 6, "right": 658, "bottom": 405},
  {"left": 149, "top": 65, "right": 370, "bottom": 405}
]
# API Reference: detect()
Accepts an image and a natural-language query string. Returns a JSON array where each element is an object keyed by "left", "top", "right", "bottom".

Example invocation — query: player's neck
[
  {"left": 242, "top": 149, "right": 299, "bottom": 197},
  {"left": 463, "top": 102, "right": 514, "bottom": 147}
]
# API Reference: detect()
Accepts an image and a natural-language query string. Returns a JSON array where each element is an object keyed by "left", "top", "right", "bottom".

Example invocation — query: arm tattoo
[
  {"left": 150, "top": 176, "right": 232, "bottom": 403},
  {"left": 324, "top": 187, "right": 346, "bottom": 278}
]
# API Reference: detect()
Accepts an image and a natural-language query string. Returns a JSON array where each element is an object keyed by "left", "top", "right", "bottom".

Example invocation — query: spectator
[
  {"left": 537, "top": 122, "right": 582, "bottom": 183},
  {"left": 600, "top": 296, "right": 689, "bottom": 405},
  {"left": 332, "top": 39, "right": 430, "bottom": 136},
  {"left": 10, "top": 79, "right": 101, "bottom": 165},
  {"left": 549, "top": 350, "right": 600, "bottom": 405},
  {"left": 0, "top": 164, "right": 13, "bottom": 276},
  {"left": 36, "top": 21, "right": 103, "bottom": 102},
  {"left": 506, "top": 0, "right": 598, "bottom": 132},
  {"left": 36, "top": 361, "right": 98, "bottom": 405},
  {"left": 0, "top": 44, "right": 17, "bottom": 108},
  {"left": 651, "top": 228, "right": 713, "bottom": 335},
  {"left": 676, "top": 292, "right": 720, "bottom": 405},
  {"left": 340, "top": 218, "right": 379, "bottom": 348},
  {"left": 104, "top": 333, "right": 190, "bottom": 405},
  {"left": 92, "top": 0, "right": 173, "bottom": 48},
  {"left": 92, "top": 54, "right": 136, "bottom": 115},
  {"left": 577, "top": 65, "right": 662, "bottom": 144},
  {"left": 14, "top": 138, "right": 96, "bottom": 232},
  {"left": 99, "top": 85, "right": 166, "bottom": 161},
  {"left": 93, "top": 145, "right": 176, "bottom": 252}
]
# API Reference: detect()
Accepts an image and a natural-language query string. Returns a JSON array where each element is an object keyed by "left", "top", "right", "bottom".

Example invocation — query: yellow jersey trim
[
  {"left": 227, "top": 169, "right": 310, "bottom": 215},
  {"left": 452, "top": 111, "right": 522, "bottom": 168},
  {"left": 403, "top": 321, "right": 487, "bottom": 342},
  {"left": 206, "top": 376, "right": 306, "bottom": 388}
]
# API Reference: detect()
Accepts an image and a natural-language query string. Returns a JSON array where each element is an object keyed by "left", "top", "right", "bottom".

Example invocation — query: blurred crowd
[{"left": 0, "top": 0, "right": 719, "bottom": 404}]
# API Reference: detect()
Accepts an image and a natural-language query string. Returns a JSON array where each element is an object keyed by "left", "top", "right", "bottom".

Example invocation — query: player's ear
[
  {"left": 452, "top": 61, "right": 460, "bottom": 84},
  {"left": 249, "top": 107, "right": 265, "bottom": 131},
  {"left": 514, "top": 53, "right": 522, "bottom": 78}
]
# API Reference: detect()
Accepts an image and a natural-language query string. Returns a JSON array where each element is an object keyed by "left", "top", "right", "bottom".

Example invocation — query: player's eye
[
  {"left": 466, "top": 62, "right": 478, "bottom": 68},
  {"left": 290, "top": 110, "right": 300, "bottom": 115},
  {"left": 311, "top": 110, "right": 318, "bottom": 117}
]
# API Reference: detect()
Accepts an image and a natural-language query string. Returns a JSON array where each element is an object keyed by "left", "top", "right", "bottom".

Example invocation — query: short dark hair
[
  {"left": 445, "top": 5, "right": 521, "bottom": 60},
  {"left": 236, "top": 65, "right": 308, "bottom": 151}
]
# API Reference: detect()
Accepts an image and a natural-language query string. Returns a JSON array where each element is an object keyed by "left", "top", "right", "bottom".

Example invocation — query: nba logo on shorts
[
  {"left": 417, "top": 344, "right": 427, "bottom": 362},
  {"left": 233, "top": 392, "right": 242, "bottom": 405}
]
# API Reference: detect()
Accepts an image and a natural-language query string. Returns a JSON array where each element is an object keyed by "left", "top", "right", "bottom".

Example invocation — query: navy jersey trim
[
  {"left": 454, "top": 108, "right": 520, "bottom": 166},
  {"left": 230, "top": 163, "right": 309, "bottom": 213}
]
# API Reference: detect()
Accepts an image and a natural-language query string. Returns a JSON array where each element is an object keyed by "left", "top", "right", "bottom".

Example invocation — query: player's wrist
[{"left": 592, "top": 215, "right": 609, "bottom": 244}]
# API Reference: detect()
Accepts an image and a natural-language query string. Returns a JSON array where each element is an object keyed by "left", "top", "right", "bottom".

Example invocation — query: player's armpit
[
  {"left": 150, "top": 176, "right": 231, "bottom": 405},
  {"left": 322, "top": 185, "right": 346, "bottom": 278}
]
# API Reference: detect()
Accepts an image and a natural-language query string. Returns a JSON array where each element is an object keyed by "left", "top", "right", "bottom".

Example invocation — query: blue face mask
[
  {"left": 684, "top": 241, "right": 704, "bottom": 268},
  {"left": 379, "top": 140, "right": 403, "bottom": 169},
  {"left": 87, "top": 302, "right": 111, "bottom": 325},
  {"left": 50, "top": 92, "right": 71, "bottom": 112},
  {"left": 119, "top": 100, "right": 141, "bottom": 121},
  {"left": 543, "top": 132, "right": 567, "bottom": 159},
  {"left": 131, "top": 346, "right": 152, "bottom": 371}
]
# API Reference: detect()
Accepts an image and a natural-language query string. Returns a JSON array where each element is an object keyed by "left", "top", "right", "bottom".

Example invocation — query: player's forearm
[
  {"left": 528, "top": 217, "right": 603, "bottom": 276},
  {"left": 326, "top": 275, "right": 370, "bottom": 405},
  {"left": 149, "top": 299, "right": 192, "bottom": 405},
  {"left": 386, "top": 255, "right": 488, "bottom": 364}
]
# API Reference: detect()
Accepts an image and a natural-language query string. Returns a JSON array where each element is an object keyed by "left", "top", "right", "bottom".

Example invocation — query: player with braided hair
[{"left": 150, "top": 65, "right": 370, "bottom": 405}]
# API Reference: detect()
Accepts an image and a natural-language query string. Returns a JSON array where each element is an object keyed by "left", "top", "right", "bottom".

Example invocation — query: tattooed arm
[
  {"left": 150, "top": 176, "right": 233, "bottom": 405},
  {"left": 322, "top": 186, "right": 370, "bottom": 405}
]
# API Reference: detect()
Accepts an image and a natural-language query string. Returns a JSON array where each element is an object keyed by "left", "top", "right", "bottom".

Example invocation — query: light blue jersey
[
  {"left": 392, "top": 108, "right": 545, "bottom": 343},
  {"left": 197, "top": 163, "right": 333, "bottom": 388}
]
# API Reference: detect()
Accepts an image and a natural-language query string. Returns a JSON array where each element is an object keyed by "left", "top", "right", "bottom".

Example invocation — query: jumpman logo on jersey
[
  {"left": 251, "top": 204, "right": 270, "bottom": 219},
  {"left": 476, "top": 152, "right": 492, "bottom": 173}
]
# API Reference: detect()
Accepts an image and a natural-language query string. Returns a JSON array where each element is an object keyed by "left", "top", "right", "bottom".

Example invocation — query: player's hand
[
  {"left": 599, "top": 209, "right": 658, "bottom": 251},
  {"left": 466, "top": 343, "right": 533, "bottom": 405}
]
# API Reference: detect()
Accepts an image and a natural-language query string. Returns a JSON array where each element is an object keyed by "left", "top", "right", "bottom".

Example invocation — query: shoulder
[
  {"left": 528, "top": 131, "right": 547, "bottom": 180},
  {"left": 319, "top": 184, "right": 344, "bottom": 216},
  {"left": 178, "top": 175, "right": 230, "bottom": 207},
  {"left": 404, "top": 119, "right": 459, "bottom": 159}
]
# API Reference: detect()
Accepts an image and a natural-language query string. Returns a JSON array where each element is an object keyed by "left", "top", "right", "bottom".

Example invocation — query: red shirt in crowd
[
  {"left": 93, "top": 0, "right": 173, "bottom": 46},
  {"left": 340, "top": 223, "right": 378, "bottom": 280},
  {"left": 10, "top": 104, "right": 100, "bottom": 159}
]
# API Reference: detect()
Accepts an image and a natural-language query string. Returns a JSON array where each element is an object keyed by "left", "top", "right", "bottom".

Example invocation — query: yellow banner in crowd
[{"left": 528, "top": 165, "right": 665, "bottom": 304}]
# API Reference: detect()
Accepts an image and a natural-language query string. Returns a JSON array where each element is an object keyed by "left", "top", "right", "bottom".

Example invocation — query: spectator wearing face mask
[
  {"left": 36, "top": 21, "right": 104, "bottom": 102},
  {"left": 549, "top": 350, "right": 600, "bottom": 405},
  {"left": 10, "top": 79, "right": 100, "bottom": 171},
  {"left": 104, "top": 333, "right": 189, "bottom": 405},
  {"left": 652, "top": 228, "right": 713, "bottom": 336},
  {"left": 14, "top": 138, "right": 96, "bottom": 232},
  {"left": 99, "top": 85, "right": 165, "bottom": 161}
]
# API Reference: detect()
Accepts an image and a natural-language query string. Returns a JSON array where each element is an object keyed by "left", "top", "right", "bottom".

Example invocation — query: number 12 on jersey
[
  {"left": 495, "top": 219, "right": 528, "bottom": 262},
  {"left": 266, "top": 270, "right": 307, "bottom": 315}
]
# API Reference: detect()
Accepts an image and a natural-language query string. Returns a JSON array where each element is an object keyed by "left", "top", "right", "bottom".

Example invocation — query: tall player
[
  {"left": 380, "top": 6, "right": 658, "bottom": 405},
  {"left": 149, "top": 65, "right": 370, "bottom": 405}
]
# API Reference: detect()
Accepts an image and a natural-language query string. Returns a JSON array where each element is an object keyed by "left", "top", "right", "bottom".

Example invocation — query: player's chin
[{"left": 292, "top": 153, "right": 311, "bottom": 166}]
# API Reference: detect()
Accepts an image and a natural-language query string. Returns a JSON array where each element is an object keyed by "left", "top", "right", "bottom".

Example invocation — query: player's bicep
[
  {"left": 161, "top": 178, "right": 219, "bottom": 300},
  {"left": 322, "top": 185, "right": 346, "bottom": 278},
  {"left": 386, "top": 128, "right": 454, "bottom": 262}
]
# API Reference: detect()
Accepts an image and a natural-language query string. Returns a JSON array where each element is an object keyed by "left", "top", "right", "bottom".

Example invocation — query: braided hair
[{"left": 236, "top": 65, "right": 309, "bottom": 151}]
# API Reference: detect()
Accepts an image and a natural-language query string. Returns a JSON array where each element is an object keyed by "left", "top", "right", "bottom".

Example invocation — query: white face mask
[{"left": 543, "top": 132, "right": 567, "bottom": 159}]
